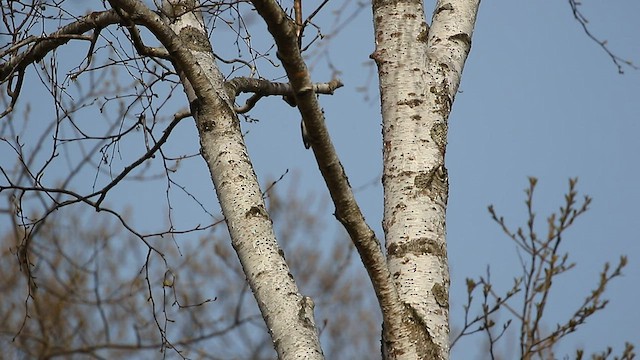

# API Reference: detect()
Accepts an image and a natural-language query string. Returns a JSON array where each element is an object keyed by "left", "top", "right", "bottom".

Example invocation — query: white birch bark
[
  {"left": 112, "top": 1, "right": 324, "bottom": 358},
  {"left": 372, "top": 0, "right": 479, "bottom": 358}
]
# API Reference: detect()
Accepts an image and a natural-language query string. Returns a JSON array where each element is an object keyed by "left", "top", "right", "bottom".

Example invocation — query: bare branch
[
  {"left": 481, "top": 178, "right": 630, "bottom": 359},
  {"left": 0, "top": 68, "right": 24, "bottom": 118},
  {"left": 226, "top": 77, "right": 343, "bottom": 113},
  {"left": 568, "top": 0, "right": 637, "bottom": 74},
  {"left": 0, "top": 10, "right": 122, "bottom": 83},
  {"left": 94, "top": 111, "right": 188, "bottom": 208}
]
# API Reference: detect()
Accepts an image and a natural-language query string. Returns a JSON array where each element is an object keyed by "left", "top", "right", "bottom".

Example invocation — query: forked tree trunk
[{"left": 371, "top": 0, "right": 479, "bottom": 358}]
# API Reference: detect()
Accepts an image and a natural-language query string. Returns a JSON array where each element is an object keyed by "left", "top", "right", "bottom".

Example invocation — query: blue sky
[
  {"left": 445, "top": 0, "right": 640, "bottom": 356},
  {"left": 1, "top": 0, "right": 638, "bottom": 358}
]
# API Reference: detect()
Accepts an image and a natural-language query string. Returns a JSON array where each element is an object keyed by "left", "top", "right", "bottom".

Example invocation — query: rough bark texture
[
  {"left": 372, "top": 0, "right": 479, "bottom": 358},
  {"left": 107, "top": 1, "right": 324, "bottom": 358}
]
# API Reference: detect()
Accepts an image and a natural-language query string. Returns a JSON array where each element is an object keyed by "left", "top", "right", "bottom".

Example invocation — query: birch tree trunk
[
  {"left": 107, "top": 1, "right": 324, "bottom": 358},
  {"left": 371, "top": 0, "right": 480, "bottom": 358}
]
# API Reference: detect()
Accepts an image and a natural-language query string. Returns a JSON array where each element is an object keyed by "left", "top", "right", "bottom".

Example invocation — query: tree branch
[
  {"left": 568, "top": 0, "right": 637, "bottom": 74},
  {"left": 226, "top": 77, "right": 343, "bottom": 113},
  {"left": 0, "top": 10, "right": 122, "bottom": 83}
]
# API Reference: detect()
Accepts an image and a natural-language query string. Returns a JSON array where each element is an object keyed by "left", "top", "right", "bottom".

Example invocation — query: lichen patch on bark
[
  {"left": 179, "top": 26, "right": 213, "bottom": 52},
  {"left": 430, "top": 122, "right": 448, "bottom": 155},
  {"left": 432, "top": 282, "right": 449, "bottom": 308}
]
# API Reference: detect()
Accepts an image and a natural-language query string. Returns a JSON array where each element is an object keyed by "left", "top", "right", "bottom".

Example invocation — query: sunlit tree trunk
[
  {"left": 371, "top": 0, "right": 479, "bottom": 358},
  {"left": 107, "top": 1, "right": 325, "bottom": 358}
]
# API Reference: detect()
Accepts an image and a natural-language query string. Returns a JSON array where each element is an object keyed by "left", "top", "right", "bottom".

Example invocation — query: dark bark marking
[
  {"left": 432, "top": 282, "right": 449, "bottom": 308},
  {"left": 179, "top": 26, "right": 213, "bottom": 53},
  {"left": 430, "top": 122, "right": 448, "bottom": 155},
  {"left": 245, "top": 205, "right": 269, "bottom": 220},
  {"left": 387, "top": 237, "right": 445, "bottom": 257}
]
